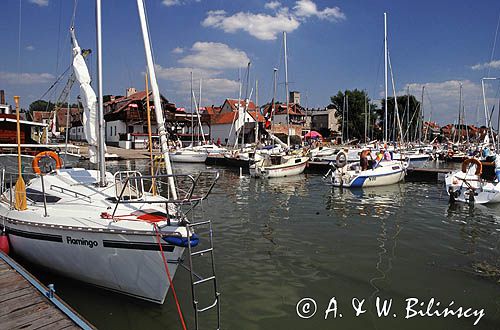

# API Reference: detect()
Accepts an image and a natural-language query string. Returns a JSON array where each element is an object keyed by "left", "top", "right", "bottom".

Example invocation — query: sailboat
[
  {"left": 0, "top": 0, "right": 218, "bottom": 305},
  {"left": 325, "top": 13, "right": 408, "bottom": 188},
  {"left": 169, "top": 75, "right": 208, "bottom": 163},
  {"left": 250, "top": 32, "right": 308, "bottom": 178}
]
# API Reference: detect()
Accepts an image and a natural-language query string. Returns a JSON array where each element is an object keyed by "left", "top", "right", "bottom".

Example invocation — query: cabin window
[{"left": 392, "top": 166, "right": 400, "bottom": 170}]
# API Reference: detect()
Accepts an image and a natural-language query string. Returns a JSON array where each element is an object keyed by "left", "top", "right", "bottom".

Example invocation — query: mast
[
  {"left": 284, "top": 31, "right": 291, "bottom": 146},
  {"left": 190, "top": 71, "right": 194, "bottom": 146},
  {"left": 458, "top": 82, "right": 463, "bottom": 143},
  {"left": 364, "top": 91, "right": 368, "bottom": 143},
  {"left": 346, "top": 93, "right": 349, "bottom": 142},
  {"left": 420, "top": 85, "right": 424, "bottom": 142},
  {"left": 255, "top": 79, "right": 259, "bottom": 143},
  {"left": 272, "top": 68, "right": 278, "bottom": 128},
  {"left": 384, "top": 13, "right": 388, "bottom": 142},
  {"left": 136, "top": 0, "right": 177, "bottom": 199},
  {"left": 96, "top": 0, "right": 106, "bottom": 186}
]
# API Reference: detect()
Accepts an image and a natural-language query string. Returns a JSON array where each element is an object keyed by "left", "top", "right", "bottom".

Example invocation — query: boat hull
[
  {"left": 331, "top": 162, "right": 406, "bottom": 188},
  {"left": 445, "top": 172, "right": 500, "bottom": 204},
  {"left": 250, "top": 157, "right": 308, "bottom": 178},
  {"left": 169, "top": 151, "right": 208, "bottom": 163},
  {"left": 2, "top": 218, "right": 182, "bottom": 304}
]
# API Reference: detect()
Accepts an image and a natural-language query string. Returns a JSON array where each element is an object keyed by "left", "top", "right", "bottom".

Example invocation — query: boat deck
[{"left": 0, "top": 252, "right": 94, "bottom": 329}]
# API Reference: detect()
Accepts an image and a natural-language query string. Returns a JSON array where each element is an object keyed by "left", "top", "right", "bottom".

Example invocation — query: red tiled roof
[
  {"left": 32, "top": 108, "right": 80, "bottom": 128},
  {"left": 203, "top": 106, "right": 222, "bottom": 115},
  {"left": 211, "top": 110, "right": 265, "bottom": 125},
  {"left": 224, "top": 99, "right": 257, "bottom": 111},
  {"left": 263, "top": 103, "right": 304, "bottom": 116}
]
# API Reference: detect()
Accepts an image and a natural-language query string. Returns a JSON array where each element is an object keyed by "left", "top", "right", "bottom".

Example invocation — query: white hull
[
  {"left": 3, "top": 219, "right": 182, "bottom": 303},
  {"left": 250, "top": 156, "right": 308, "bottom": 178},
  {"left": 445, "top": 171, "right": 500, "bottom": 204},
  {"left": 169, "top": 149, "right": 208, "bottom": 163},
  {"left": 0, "top": 168, "right": 195, "bottom": 304},
  {"left": 330, "top": 160, "right": 406, "bottom": 188}
]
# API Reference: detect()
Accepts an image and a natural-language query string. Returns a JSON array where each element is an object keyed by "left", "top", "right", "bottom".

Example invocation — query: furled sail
[{"left": 70, "top": 28, "right": 99, "bottom": 163}]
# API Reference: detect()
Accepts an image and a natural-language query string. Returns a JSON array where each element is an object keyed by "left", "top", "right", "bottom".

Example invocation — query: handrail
[
  {"left": 50, "top": 184, "right": 92, "bottom": 203},
  {"left": 111, "top": 171, "right": 219, "bottom": 219}
]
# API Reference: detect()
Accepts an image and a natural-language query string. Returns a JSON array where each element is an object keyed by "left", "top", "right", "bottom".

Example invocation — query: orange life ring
[
  {"left": 461, "top": 158, "right": 482, "bottom": 176},
  {"left": 447, "top": 149, "right": 454, "bottom": 157},
  {"left": 32, "top": 151, "right": 63, "bottom": 174}
]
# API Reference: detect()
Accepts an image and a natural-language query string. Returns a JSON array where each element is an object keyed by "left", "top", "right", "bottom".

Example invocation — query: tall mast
[
  {"left": 420, "top": 85, "right": 424, "bottom": 142},
  {"left": 284, "top": 31, "right": 290, "bottom": 146},
  {"left": 272, "top": 68, "right": 277, "bottom": 127},
  {"left": 384, "top": 13, "right": 388, "bottom": 142},
  {"left": 255, "top": 79, "right": 259, "bottom": 143},
  {"left": 199, "top": 78, "right": 202, "bottom": 144},
  {"left": 96, "top": 0, "right": 106, "bottom": 186},
  {"left": 136, "top": 0, "right": 177, "bottom": 199},
  {"left": 364, "top": 91, "right": 368, "bottom": 143},
  {"left": 191, "top": 71, "right": 194, "bottom": 146},
  {"left": 346, "top": 93, "right": 349, "bottom": 142},
  {"left": 458, "top": 82, "right": 463, "bottom": 143}
]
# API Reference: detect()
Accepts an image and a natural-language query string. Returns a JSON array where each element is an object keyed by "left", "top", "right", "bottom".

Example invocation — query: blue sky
[{"left": 1, "top": 0, "right": 500, "bottom": 125}]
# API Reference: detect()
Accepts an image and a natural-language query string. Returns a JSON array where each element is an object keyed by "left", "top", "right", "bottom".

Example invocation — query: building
[
  {"left": 308, "top": 108, "right": 340, "bottom": 137},
  {"left": 208, "top": 99, "right": 264, "bottom": 145}
]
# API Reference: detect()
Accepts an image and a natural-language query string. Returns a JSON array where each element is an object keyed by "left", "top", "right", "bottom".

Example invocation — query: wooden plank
[
  {"left": 0, "top": 255, "right": 93, "bottom": 329},
  {"left": 0, "top": 286, "right": 34, "bottom": 303},
  {"left": 32, "top": 317, "right": 79, "bottom": 330},
  {"left": 0, "top": 292, "right": 46, "bottom": 317}
]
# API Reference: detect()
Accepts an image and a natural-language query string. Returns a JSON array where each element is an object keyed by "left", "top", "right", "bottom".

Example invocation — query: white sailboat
[
  {"left": 250, "top": 32, "right": 308, "bottom": 178},
  {"left": 0, "top": 0, "right": 218, "bottom": 306},
  {"left": 325, "top": 13, "right": 408, "bottom": 188},
  {"left": 169, "top": 75, "right": 208, "bottom": 163}
]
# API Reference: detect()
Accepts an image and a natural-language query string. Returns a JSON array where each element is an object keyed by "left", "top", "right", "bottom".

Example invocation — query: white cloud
[
  {"left": 155, "top": 42, "right": 248, "bottom": 106},
  {"left": 400, "top": 80, "right": 484, "bottom": 125},
  {"left": 471, "top": 59, "right": 500, "bottom": 71},
  {"left": 172, "top": 47, "right": 184, "bottom": 54},
  {"left": 155, "top": 65, "right": 220, "bottom": 82},
  {"left": 179, "top": 42, "right": 250, "bottom": 69},
  {"left": 293, "top": 0, "right": 345, "bottom": 21},
  {"left": 0, "top": 71, "right": 55, "bottom": 85},
  {"left": 202, "top": 0, "right": 344, "bottom": 40},
  {"left": 29, "top": 0, "right": 48, "bottom": 6},
  {"left": 202, "top": 10, "right": 300, "bottom": 41},
  {"left": 265, "top": 1, "right": 281, "bottom": 10},
  {"left": 162, "top": 0, "right": 181, "bottom": 6},
  {"left": 25, "top": 45, "right": 35, "bottom": 51}
]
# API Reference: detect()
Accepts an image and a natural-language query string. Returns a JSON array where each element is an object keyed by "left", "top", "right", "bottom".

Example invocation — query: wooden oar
[{"left": 14, "top": 96, "right": 27, "bottom": 211}]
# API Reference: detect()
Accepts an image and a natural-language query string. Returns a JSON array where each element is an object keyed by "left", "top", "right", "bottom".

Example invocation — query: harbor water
[{"left": 4, "top": 159, "right": 500, "bottom": 329}]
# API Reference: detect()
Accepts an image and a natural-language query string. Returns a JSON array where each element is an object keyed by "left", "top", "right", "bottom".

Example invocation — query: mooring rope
[{"left": 153, "top": 223, "right": 187, "bottom": 330}]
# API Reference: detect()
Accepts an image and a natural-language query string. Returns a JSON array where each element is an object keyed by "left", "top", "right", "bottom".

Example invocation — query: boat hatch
[{"left": 26, "top": 188, "right": 61, "bottom": 203}]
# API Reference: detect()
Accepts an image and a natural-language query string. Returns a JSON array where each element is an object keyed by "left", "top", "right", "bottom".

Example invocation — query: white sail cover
[
  {"left": 234, "top": 99, "right": 248, "bottom": 134},
  {"left": 71, "top": 29, "right": 99, "bottom": 163}
]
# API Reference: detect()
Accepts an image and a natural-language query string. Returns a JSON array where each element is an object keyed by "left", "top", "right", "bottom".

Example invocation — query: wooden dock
[
  {"left": 0, "top": 252, "right": 94, "bottom": 330},
  {"left": 405, "top": 167, "right": 451, "bottom": 182}
]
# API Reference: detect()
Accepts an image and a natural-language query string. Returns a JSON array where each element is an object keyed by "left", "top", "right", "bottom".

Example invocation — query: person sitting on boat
[
  {"left": 482, "top": 146, "right": 490, "bottom": 158},
  {"left": 360, "top": 148, "right": 372, "bottom": 171},
  {"left": 373, "top": 150, "right": 384, "bottom": 169},
  {"left": 495, "top": 155, "right": 500, "bottom": 182},
  {"left": 383, "top": 149, "right": 392, "bottom": 160}
]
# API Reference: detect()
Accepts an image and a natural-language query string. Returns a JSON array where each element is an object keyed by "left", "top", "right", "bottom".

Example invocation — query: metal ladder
[{"left": 186, "top": 219, "right": 221, "bottom": 330}]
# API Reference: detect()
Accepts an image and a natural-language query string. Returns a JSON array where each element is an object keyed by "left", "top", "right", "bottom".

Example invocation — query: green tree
[
  {"left": 329, "top": 89, "right": 379, "bottom": 142},
  {"left": 29, "top": 100, "right": 55, "bottom": 113},
  {"left": 378, "top": 95, "right": 421, "bottom": 142}
]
